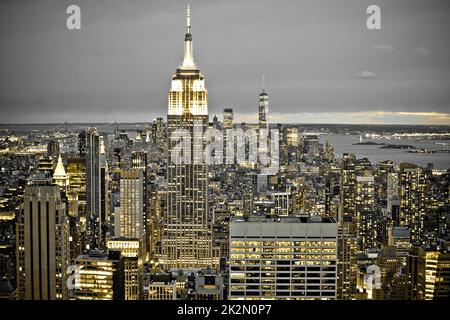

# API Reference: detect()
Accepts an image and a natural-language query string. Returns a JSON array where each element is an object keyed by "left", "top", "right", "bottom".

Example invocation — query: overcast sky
[{"left": 1, "top": 0, "right": 449, "bottom": 124}]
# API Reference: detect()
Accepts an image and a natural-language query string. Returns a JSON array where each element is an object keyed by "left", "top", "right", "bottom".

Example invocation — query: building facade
[
  {"left": 229, "top": 215, "right": 338, "bottom": 300},
  {"left": 74, "top": 250, "right": 124, "bottom": 300},
  {"left": 162, "top": 6, "right": 212, "bottom": 269},
  {"left": 86, "top": 128, "right": 109, "bottom": 250},
  {"left": 16, "top": 178, "right": 70, "bottom": 300},
  {"left": 116, "top": 169, "right": 144, "bottom": 239}
]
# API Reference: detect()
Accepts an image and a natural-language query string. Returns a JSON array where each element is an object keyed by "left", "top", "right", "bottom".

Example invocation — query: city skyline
[
  {"left": 1, "top": 1, "right": 450, "bottom": 303},
  {"left": 1, "top": 0, "right": 450, "bottom": 124}
]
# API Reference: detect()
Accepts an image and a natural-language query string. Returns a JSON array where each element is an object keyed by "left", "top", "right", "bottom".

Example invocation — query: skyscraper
[
  {"left": 154, "top": 117, "right": 166, "bottom": 154},
  {"left": 355, "top": 175, "right": 376, "bottom": 251},
  {"left": 16, "top": 176, "right": 70, "bottom": 300},
  {"left": 285, "top": 127, "right": 299, "bottom": 147},
  {"left": 340, "top": 153, "right": 356, "bottom": 219},
  {"left": 223, "top": 108, "right": 234, "bottom": 164},
  {"left": 115, "top": 169, "right": 144, "bottom": 239},
  {"left": 162, "top": 6, "right": 212, "bottom": 269},
  {"left": 78, "top": 130, "right": 87, "bottom": 158},
  {"left": 107, "top": 239, "right": 143, "bottom": 300},
  {"left": 387, "top": 171, "right": 399, "bottom": 218},
  {"left": 399, "top": 163, "right": 427, "bottom": 244},
  {"left": 258, "top": 77, "right": 269, "bottom": 132},
  {"left": 131, "top": 151, "right": 148, "bottom": 251},
  {"left": 86, "top": 128, "right": 108, "bottom": 250},
  {"left": 66, "top": 157, "right": 86, "bottom": 217},
  {"left": 337, "top": 223, "right": 357, "bottom": 300}
]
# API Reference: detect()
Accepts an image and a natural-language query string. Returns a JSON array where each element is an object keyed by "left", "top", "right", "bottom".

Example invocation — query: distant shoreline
[{"left": 1, "top": 122, "right": 450, "bottom": 127}]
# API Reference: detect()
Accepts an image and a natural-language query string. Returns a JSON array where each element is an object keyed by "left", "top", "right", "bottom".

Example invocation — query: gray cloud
[
  {"left": 412, "top": 46, "right": 431, "bottom": 56},
  {"left": 0, "top": 0, "right": 449, "bottom": 123},
  {"left": 372, "top": 44, "right": 397, "bottom": 51},
  {"left": 357, "top": 71, "right": 377, "bottom": 79}
]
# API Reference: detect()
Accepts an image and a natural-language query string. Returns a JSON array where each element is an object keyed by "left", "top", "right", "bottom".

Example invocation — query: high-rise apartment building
[
  {"left": 337, "top": 223, "right": 357, "bottom": 300},
  {"left": 387, "top": 171, "right": 399, "bottom": 217},
  {"left": 355, "top": 175, "right": 376, "bottom": 251},
  {"left": 399, "top": 163, "right": 427, "bottom": 244},
  {"left": 115, "top": 169, "right": 144, "bottom": 239},
  {"left": 340, "top": 153, "right": 356, "bottom": 219}
]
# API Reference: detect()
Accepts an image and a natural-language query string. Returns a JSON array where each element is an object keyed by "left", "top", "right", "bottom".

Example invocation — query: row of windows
[
  {"left": 231, "top": 241, "right": 336, "bottom": 247},
  {"left": 229, "top": 291, "right": 336, "bottom": 297}
]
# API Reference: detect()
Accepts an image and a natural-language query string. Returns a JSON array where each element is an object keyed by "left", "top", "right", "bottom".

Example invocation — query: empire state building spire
[
  {"left": 180, "top": 4, "right": 196, "bottom": 69},
  {"left": 164, "top": 6, "right": 211, "bottom": 269}
]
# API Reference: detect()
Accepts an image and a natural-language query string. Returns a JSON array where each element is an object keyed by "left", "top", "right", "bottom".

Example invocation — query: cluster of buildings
[{"left": 0, "top": 7, "right": 449, "bottom": 300}]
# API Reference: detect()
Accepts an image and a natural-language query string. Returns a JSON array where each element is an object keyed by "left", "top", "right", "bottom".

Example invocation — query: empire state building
[{"left": 162, "top": 6, "right": 212, "bottom": 269}]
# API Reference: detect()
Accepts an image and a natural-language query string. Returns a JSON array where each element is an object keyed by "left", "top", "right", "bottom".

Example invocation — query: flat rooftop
[
  {"left": 230, "top": 215, "right": 337, "bottom": 238},
  {"left": 230, "top": 215, "right": 337, "bottom": 224}
]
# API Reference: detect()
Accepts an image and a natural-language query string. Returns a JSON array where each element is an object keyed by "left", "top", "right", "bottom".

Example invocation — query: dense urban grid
[{"left": 0, "top": 7, "right": 449, "bottom": 300}]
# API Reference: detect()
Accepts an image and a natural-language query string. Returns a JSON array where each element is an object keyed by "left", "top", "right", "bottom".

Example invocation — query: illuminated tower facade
[
  {"left": 420, "top": 250, "right": 450, "bottom": 300},
  {"left": 337, "top": 223, "right": 357, "bottom": 300},
  {"left": 66, "top": 158, "right": 86, "bottom": 217},
  {"left": 53, "top": 155, "right": 69, "bottom": 190},
  {"left": 74, "top": 250, "right": 124, "bottom": 300},
  {"left": 399, "top": 163, "right": 427, "bottom": 244},
  {"left": 340, "top": 153, "right": 356, "bottom": 219},
  {"left": 162, "top": 6, "right": 212, "bottom": 269},
  {"left": 355, "top": 175, "right": 376, "bottom": 251},
  {"left": 116, "top": 169, "right": 144, "bottom": 239}
]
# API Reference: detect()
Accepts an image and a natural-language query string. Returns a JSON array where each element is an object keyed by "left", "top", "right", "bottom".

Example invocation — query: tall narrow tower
[
  {"left": 258, "top": 76, "right": 269, "bottom": 132},
  {"left": 162, "top": 5, "right": 212, "bottom": 269},
  {"left": 16, "top": 176, "right": 70, "bottom": 300},
  {"left": 86, "top": 128, "right": 108, "bottom": 250}
]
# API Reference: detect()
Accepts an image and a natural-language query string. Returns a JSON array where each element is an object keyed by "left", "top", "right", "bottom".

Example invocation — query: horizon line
[{"left": 1, "top": 122, "right": 450, "bottom": 127}]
